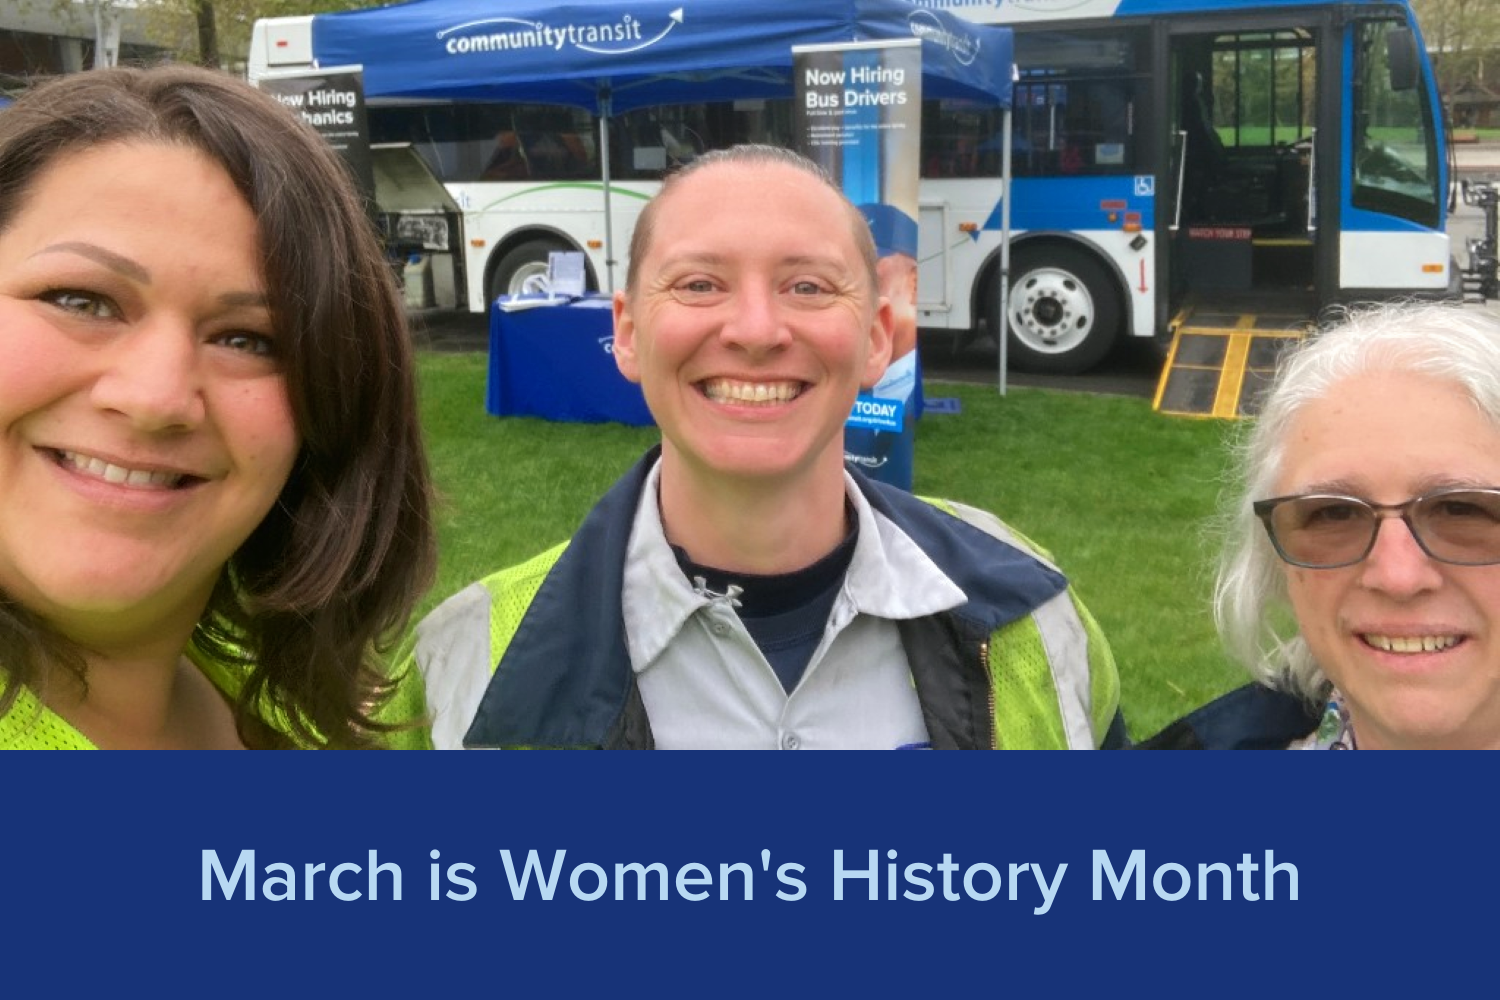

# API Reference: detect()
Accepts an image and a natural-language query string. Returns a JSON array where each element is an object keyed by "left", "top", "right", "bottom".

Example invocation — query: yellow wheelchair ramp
[{"left": 1153, "top": 303, "right": 1311, "bottom": 419}]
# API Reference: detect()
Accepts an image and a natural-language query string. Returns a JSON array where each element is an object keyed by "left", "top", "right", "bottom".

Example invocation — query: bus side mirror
[{"left": 1387, "top": 26, "right": 1418, "bottom": 92}]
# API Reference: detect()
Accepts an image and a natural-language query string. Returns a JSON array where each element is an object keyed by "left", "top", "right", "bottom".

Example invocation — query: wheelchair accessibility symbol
[{"left": 1134, "top": 175, "right": 1155, "bottom": 197}]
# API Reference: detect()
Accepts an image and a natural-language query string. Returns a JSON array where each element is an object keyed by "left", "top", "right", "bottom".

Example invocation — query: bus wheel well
[
  {"left": 484, "top": 231, "right": 597, "bottom": 302},
  {"left": 978, "top": 240, "right": 1123, "bottom": 375}
]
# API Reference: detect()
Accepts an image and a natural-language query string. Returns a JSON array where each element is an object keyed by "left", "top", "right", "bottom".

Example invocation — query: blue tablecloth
[{"left": 487, "top": 296, "right": 654, "bottom": 426}]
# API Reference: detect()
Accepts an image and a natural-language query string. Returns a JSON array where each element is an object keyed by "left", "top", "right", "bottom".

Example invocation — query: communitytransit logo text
[
  {"left": 905, "top": 9, "right": 980, "bottom": 66},
  {"left": 436, "top": 8, "right": 684, "bottom": 58}
]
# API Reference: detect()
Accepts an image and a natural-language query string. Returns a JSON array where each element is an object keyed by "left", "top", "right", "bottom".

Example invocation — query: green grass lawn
[{"left": 416, "top": 351, "right": 1246, "bottom": 740}]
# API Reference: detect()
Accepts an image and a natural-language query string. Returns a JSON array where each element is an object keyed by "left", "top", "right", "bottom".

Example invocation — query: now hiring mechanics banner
[
  {"left": 795, "top": 39, "right": 923, "bottom": 492},
  {"left": 255, "top": 66, "right": 375, "bottom": 208}
]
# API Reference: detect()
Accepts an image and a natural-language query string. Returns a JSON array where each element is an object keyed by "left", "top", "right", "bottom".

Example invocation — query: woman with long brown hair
[{"left": 0, "top": 65, "right": 436, "bottom": 748}]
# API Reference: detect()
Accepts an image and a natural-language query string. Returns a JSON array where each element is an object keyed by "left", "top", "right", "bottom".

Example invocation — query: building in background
[
  {"left": 1448, "top": 78, "right": 1499, "bottom": 130},
  {"left": 1, "top": 2, "right": 167, "bottom": 98}
]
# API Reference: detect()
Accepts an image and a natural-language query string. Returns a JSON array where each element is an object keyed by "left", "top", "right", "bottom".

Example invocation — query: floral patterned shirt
[{"left": 1289, "top": 692, "right": 1357, "bottom": 750}]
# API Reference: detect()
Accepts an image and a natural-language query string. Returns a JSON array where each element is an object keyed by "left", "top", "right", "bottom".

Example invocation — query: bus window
[
  {"left": 1207, "top": 32, "right": 1315, "bottom": 150},
  {"left": 369, "top": 102, "right": 598, "bottom": 183},
  {"left": 1172, "top": 31, "right": 1318, "bottom": 233},
  {"left": 1014, "top": 77, "right": 1137, "bottom": 175},
  {"left": 476, "top": 105, "right": 597, "bottom": 181},
  {"left": 613, "top": 101, "right": 794, "bottom": 180},
  {"left": 480, "top": 131, "right": 528, "bottom": 181},
  {"left": 369, "top": 104, "right": 466, "bottom": 181},
  {"left": 614, "top": 106, "right": 701, "bottom": 179},
  {"left": 1350, "top": 19, "right": 1441, "bottom": 229},
  {"left": 923, "top": 27, "right": 1145, "bottom": 179},
  {"left": 922, "top": 99, "right": 1002, "bottom": 177}
]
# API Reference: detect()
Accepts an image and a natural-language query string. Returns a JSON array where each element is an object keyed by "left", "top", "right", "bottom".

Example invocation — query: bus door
[{"left": 1162, "top": 22, "right": 1330, "bottom": 324}]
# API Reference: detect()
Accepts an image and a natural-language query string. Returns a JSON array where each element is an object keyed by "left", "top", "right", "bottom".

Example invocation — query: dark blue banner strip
[{"left": 8, "top": 754, "right": 1492, "bottom": 997}]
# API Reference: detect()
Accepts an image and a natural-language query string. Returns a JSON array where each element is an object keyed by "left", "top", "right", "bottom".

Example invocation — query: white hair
[{"left": 1214, "top": 302, "right": 1500, "bottom": 701}]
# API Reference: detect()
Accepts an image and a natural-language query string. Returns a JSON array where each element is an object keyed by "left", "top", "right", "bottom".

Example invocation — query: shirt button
[
  {"left": 782, "top": 733, "right": 801, "bottom": 750},
  {"left": 709, "top": 619, "right": 731, "bottom": 637}
]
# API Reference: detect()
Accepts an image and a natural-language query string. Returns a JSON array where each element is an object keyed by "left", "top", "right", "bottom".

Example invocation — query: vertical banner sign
[
  {"left": 255, "top": 66, "right": 375, "bottom": 208},
  {"left": 795, "top": 39, "right": 922, "bottom": 491}
]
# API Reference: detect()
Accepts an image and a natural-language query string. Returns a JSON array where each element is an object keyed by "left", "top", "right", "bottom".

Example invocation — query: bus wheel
[
  {"left": 1001, "top": 247, "right": 1119, "bottom": 374},
  {"left": 489, "top": 237, "right": 569, "bottom": 301}
]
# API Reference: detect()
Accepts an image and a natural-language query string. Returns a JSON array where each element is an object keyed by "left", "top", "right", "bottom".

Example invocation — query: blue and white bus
[
  {"left": 251, "top": 0, "right": 1452, "bottom": 373},
  {"left": 932, "top": 0, "right": 1451, "bottom": 372}
]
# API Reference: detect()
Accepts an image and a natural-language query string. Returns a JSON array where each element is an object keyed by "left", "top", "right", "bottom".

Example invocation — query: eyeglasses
[{"left": 1252, "top": 488, "right": 1500, "bottom": 569}]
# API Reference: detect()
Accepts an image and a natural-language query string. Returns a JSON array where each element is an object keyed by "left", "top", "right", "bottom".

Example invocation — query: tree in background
[
  {"left": 22, "top": 0, "right": 384, "bottom": 70},
  {"left": 1412, "top": 0, "right": 1500, "bottom": 102},
  {"left": 113, "top": 0, "right": 383, "bottom": 69}
]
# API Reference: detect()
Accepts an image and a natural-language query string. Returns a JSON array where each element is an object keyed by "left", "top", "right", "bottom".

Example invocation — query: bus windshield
[{"left": 1350, "top": 18, "right": 1441, "bottom": 229}]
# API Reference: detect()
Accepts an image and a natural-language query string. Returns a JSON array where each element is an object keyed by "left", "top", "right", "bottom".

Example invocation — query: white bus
[{"left": 251, "top": 0, "right": 1453, "bottom": 374}]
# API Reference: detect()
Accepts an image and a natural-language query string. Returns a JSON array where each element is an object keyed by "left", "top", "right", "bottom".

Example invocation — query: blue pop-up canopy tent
[
  {"left": 311, "top": 0, "right": 1012, "bottom": 110},
  {"left": 308, "top": 0, "right": 1016, "bottom": 379}
]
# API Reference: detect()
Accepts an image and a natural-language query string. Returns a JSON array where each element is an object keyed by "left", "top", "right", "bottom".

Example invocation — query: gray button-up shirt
[{"left": 622, "top": 461, "right": 967, "bottom": 750}]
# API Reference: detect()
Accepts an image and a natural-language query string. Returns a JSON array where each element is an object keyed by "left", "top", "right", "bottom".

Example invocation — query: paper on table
[
  {"left": 548, "top": 251, "right": 587, "bottom": 297},
  {"left": 496, "top": 292, "right": 613, "bottom": 312},
  {"left": 496, "top": 294, "right": 556, "bottom": 312}
]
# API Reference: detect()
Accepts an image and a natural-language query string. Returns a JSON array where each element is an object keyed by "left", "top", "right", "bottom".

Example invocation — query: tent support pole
[
  {"left": 998, "top": 100, "right": 1013, "bottom": 397},
  {"left": 599, "top": 90, "right": 615, "bottom": 294}
]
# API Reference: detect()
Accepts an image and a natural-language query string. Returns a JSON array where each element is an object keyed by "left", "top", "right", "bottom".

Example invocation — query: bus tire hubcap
[{"left": 1010, "top": 267, "right": 1094, "bottom": 355}]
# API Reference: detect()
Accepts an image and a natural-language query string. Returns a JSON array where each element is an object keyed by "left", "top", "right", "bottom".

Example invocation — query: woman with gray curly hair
[{"left": 1147, "top": 302, "right": 1500, "bottom": 749}]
